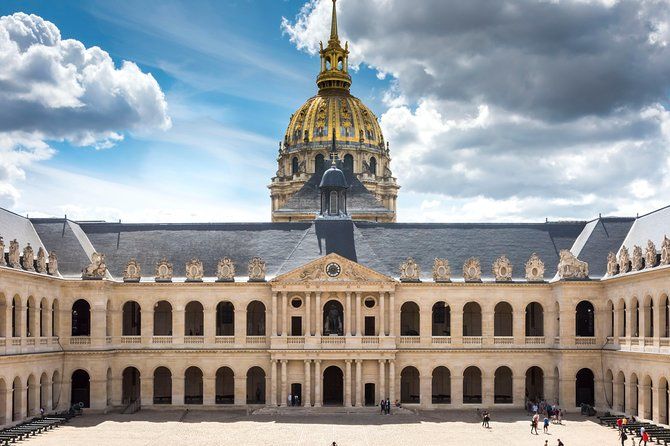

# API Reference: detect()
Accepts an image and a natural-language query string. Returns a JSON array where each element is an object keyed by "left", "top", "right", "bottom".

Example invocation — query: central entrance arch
[{"left": 323, "top": 366, "right": 343, "bottom": 406}]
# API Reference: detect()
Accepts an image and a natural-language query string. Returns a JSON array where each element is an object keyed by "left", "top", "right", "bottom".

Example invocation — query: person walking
[
  {"left": 543, "top": 415, "right": 550, "bottom": 433},
  {"left": 640, "top": 430, "right": 649, "bottom": 446},
  {"left": 638, "top": 426, "right": 645, "bottom": 446},
  {"left": 557, "top": 439, "right": 564, "bottom": 446},
  {"left": 531, "top": 413, "right": 539, "bottom": 434},
  {"left": 380, "top": 399, "right": 385, "bottom": 414},
  {"left": 619, "top": 429, "right": 628, "bottom": 446},
  {"left": 483, "top": 410, "right": 490, "bottom": 428},
  {"left": 386, "top": 399, "right": 391, "bottom": 415},
  {"left": 287, "top": 393, "right": 292, "bottom": 407}
]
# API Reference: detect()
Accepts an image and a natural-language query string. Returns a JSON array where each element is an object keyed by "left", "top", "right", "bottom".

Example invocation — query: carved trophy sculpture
[
  {"left": 557, "top": 250, "right": 588, "bottom": 279},
  {"left": 618, "top": 246, "right": 631, "bottom": 274},
  {"left": 606, "top": 252, "right": 618, "bottom": 277},
  {"left": 323, "top": 301, "right": 343, "bottom": 336},
  {"left": 47, "top": 251, "right": 58, "bottom": 275},
  {"left": 155, "top": 258, "right": 173, "bottom": 282},
  {"left": 525, "top": 253, "right": 545, "bottom": 282},
  {"left": 248, "top": 257, "right": 266, "bottom": 282},
  {"left": 123, "top": 258, "right": 141, "bottom": 282},
  {"left": 82, "top": 252, "right": 106, "bottom": 279},
  {"left": 492, "top": 255, "right": 513, "bottom": 282},
  {"left": 299, "top": 264, "right": 324, "bottom": 281},
  {"left": 36, "top": 247, "right": 47, "bottom": 273},
  {"left": 0, "top": 236, "right": 5, "bottom": 267},
  {"left": 400, "top": 257, "right": 421, "bottom": 282},
  {"left": 631, "top": 245, "right": 643, "bottom": 271},
  {"left": 22, "top": 243, "right": 35, "bottom": 271},
  {"left": 645, "top": 240, "right": 657, "bottom": 269},
  {"left": 8, "top": 239, "right": 20, "bottom": 268},
  {"left": 216, "top": 257, "right": 235, "bottom": 282},
  {"left": 432, "top": 258, "right": 451, "bottom": 282},
  {"left": 186, "top": 258, "right": 204, "bottom": 282},
  {"left": 662, "top": 236, "right": 670, "bottom": 265},
  {"left": 463, "top": 257, "right": 481, "bottom": 282}
]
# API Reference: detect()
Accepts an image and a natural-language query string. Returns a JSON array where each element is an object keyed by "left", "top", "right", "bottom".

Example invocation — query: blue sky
[{"left": 2, "top": 0, "right": 670, "bottom": 223}]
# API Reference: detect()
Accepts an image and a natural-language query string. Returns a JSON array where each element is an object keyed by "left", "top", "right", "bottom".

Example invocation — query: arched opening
[
  {"left": 216, "top": 367, "right": 234, "bottom": 404},
  {"left": 122, "top": 301, "right": 141, "bottom": 336},
  {"left": 184, "top": 301, "right": 204, "bottom": 336},
  {"left": 12, "top": 295, "right": 21, "bottom": 337},
  {"left": 575, "top": 368, "right": 594, "bottom": 407},
  {"left": 106, "top": 368, "right": 112, "bottom": 406},
  {"left": 246, "top": 301, "right": 266, "bottom": 336},
  {"left": 525, "top": 302, "right": 544, "bottom": 336},
  {"left": 553, "top": 302, "right": 560, "bottom": 338},
  {"left": 291, "top": 157, "right": 299, "bottom": 175},
  {"left": 0, "top": 378, "right": 6, "bottom": 425},
  {"left": 662, "top": 295, "right": 669, "bottom": 338},
  {"left": 432, "top": 302, "right": 451, "bottom": 336},
  {"left": 153, "top": 367, "right": 172, "bottom": 405},
  {"left": 525, "top": 366, "right": 544, "bottom": 402},
  {"left": 51, "top": 299, "right": 58, "bottom": 337},
  {"left": 643, "top": 296, "right": 654, "bottom": 338},
  {"left": 343, "top": 154, "right": 353, "bottom": 173},
  {"left": 617, "top": 299, "right": 627, "bottom": 337},
  {"left": 216, "top": 302, "right": 235, "bottom": 336},
  {"left": 432, "top": 366, "right": 451, "bottom": 404},
  {"left": 12, "top": 377, "right": 22, "bottom": 421},
  {"left": 105, "top": 300, "right": 111, "bottom": 337},
  {"left": 323, "top": 366, "right": 343, "bottom": 406},
  {"left": 632, "top": 298, "right": 640, "bottom": 337},
  {"left": 463, "top": 366, "right": 482, "bottom": 404},
  {"left": 153, "top": 301, "right": 172, "bottom": 336},
  {"left": 369, "top": 157, "right": 377, "bottom": 175},
  {"left": 463, "top": 302, "right": 482, "bottom": 336},
  {"left": 26, "top": 296, "right": 35, "bottom": 337},
  {"left": 660, "top": 377, "right": 669, "bottom": 425},
  {"left": 40, "top": 373, "right": 48, "bottom": 411},
  {"left": 39, "top": 298, "right": 48, "bottom": 337},
  {"left": 315, "top": 154, "right": 325, "bottom": 174},
  {"left": 246, "top": 367, "right": 266, "bottom": 404},
  {"left": 26, "top": 374, "right": 36, "bottom": 416},
  {"left": 328, "top": 191, "right": 338, "bottom": 215},
  {"left": 575, "top": 301, "right": 594, "bottom": 337},
  {"left": 400, "top": 302, "right": 420, "bottom": 336},
  {"left": 494, "top": 302, "right": 513, "bottom": 336},
  {"left": 184, "top": 366, "right": 203, "bottom": 404},
  {"left": 494, "top": 366, "right": 513, "bottom": 404},
  {"left": 630, "top": 373, "right": 639, "bottom": 415},
  {"left": 605, "top": 369, "right": 614, "bottom": 409},
  {"left": 71, "top": 369, "right": 90, "bottom": 408},
  {"left": 616, "top": 371, "right": 626, "bottom": 412},
  {"left": 71, "top": 299, "right": 91, "bottom": 336},
  {"left": 51, "top": 371, "right": 60, "bottom": 410},
  {"left": 607, "top": 300, "right": 614, "bottom": 337},
  {"left": 553, "top": 367, "right": 560, "bottom": 404},
  {"left": 642, "top": 375, "right": 653, "bottom": 420},
  {"left": 122, "top": 367, "right": 140, "bottom": 405},
  {"left": 401, "top": 366, "right": 420, "bottom": 404},
  {"left": 0, "top": 294, "right": 6, "bottom": 338},
  {"left": 323, "top": 300, "right": 344, "bottom": 336}
]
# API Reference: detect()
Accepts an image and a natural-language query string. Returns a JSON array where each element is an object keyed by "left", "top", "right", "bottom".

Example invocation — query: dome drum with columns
[{"left": 270, "top": 0, "right": 399, "bottom": 223}]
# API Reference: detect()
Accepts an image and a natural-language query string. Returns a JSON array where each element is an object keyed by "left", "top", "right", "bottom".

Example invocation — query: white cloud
[{"left": 0, "top": 12, "right": 171, "bottom": 206}]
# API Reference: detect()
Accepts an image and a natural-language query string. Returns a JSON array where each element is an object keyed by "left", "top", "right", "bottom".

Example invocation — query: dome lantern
[{"left": 317, "top": 0, "right": 351, "bottom": 93}]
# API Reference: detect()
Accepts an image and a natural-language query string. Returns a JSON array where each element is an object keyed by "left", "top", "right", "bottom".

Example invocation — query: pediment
[{"left": 272, "top": 253, "right": 395, "bottom": 283}]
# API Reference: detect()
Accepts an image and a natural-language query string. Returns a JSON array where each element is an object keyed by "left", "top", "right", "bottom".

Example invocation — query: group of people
[
  {"left": 531, "top": 412, "right": 551, "bottom": 434},
  {"left": 379, "top": 399, "right": 399, "bottom": 414},
  {"left": 527, "top": 399, "right": 564, "bottom": 424},
  {"left": 616, "top": 416, "right": 648, "bottom": 446},
  {"left": 477, "top": 409, "right": 491, "bottom": 428},
  {"left": 287, "top": 393, "right": 300, "bottom": 407}
]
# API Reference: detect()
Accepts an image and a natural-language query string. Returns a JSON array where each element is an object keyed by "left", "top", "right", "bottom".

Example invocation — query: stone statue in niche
[
  {"left": 400, "top": 257, "right": 420, "bottom": 282},
  {"left": 432, "top": 258, "right": 451, "bottom": 282},
  {"left": 0, "top": 236, "right": 5, "bottom": 266},
  {"left": 323, "top": 301, "right": 343, "bottom": 336},
  {"left": 48, "top": 251, "right": 58, "bottom": 275},
  {"left": 618, "top": 246, "right": 630, "bottom": 273},
  {"left": 82, "top": 252, "right": 106, "bottom": 279},
  {"left": 36, "top": 247, "right": 47, "bottom": 273},
  {"left": 22, "top": 243, "right": 35, "bottom": 271},
  {"left": 557, "top": 250, "right": 588, "bottom": 279},
  {"left": 645, "top": 240, "right": 657, "bottom": 269},
  {"left": 631, "top": 245, "right": 643, "bottom": 271},
  {"left": 606, "top": 252, "right": 618, "bottom": 276},
  {"left": 216, "top": 257, "right": 235, "bottom": 282},
  {"left": 525, "top": 253, "right": 545, "bottom": 282},
  {"left": 492, "top": 255, "right": 513, "bottom": 282},
  {"left": 8, "top": 239, "right": 20, "bottom": 268}
]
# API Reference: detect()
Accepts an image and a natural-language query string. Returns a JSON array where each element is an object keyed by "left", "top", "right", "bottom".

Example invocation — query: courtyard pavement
[{"left": 22, "top": 409, "right": 622, "bottom": 446}]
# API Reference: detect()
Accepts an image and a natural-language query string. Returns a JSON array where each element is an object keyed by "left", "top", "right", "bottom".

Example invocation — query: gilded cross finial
[{"left": 330, "top": 0, "right": 339, "bottom": 42}]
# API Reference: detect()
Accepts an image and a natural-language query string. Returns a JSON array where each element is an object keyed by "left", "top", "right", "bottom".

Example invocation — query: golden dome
[{"left": 284, "top": 93, "right": 385, "bottom": 151}]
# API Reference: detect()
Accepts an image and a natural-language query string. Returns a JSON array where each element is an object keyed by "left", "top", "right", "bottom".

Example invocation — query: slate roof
[
  {"left": 619, "top": 205, "right": 670, "bottom": 253},
  {"left": 274, "top": 170, "right": 392, "bottom": 218},
  {"left": 30, "top": 219, "right": 93, "bottom": 277},
  {"left": 572, "top": 217, "right": 635, "bottom": 277},
  {"left": 0, "top": 208, "right": 46, "bottom": 255}
]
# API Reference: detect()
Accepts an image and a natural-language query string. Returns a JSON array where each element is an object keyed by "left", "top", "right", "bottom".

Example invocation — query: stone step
[{"left": 252, "top": 406, "right": 415, "bottom": 416}]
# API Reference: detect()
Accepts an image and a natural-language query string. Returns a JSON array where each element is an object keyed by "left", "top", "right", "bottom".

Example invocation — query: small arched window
[
  {"left": 329, "top": 191, "right": 338, "bottom": 215},
  {"left": 369, "top": 157, "right": 377, "bottom": 175},
  {"left": 315, "top": 154, "right": 325, "bottom": 174},
  {"left": 291, "top": 157, "right": 299, "bottom": 175},
  {"left": 343, "top": 154, "right": 353, "bottom": 173}
]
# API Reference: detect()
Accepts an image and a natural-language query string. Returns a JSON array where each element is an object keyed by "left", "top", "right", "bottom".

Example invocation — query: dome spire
[
  {"left": 317, "top": 0, "right": 351, "bottom": 93},
  {"left": 330, "top": 0, "right": 339, "bottom": 43}
]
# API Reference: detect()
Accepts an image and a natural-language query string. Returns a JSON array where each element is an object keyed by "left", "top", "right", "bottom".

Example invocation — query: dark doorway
[
  {"left": 291, "top": 383, "right": 302, "bottom": 406},
  {"left": 364, "top": 316, "right": 375, "bottom": 336},
  {"left": 315, "top": 154, "right": 325, "bottom": 174},
  {"left": 291, "top": 316, "right": 302, "bottom": 336},
  {"left": 216, "top": 301, "right": 234, "bottom": 336},
  {"left": 575, "top": 301, "right": 595, "bottom": 337},
  {"left": 246, "top": 367, "right": 266, "bottom": 404},
  {"left": 576, "top": 368, "right": 595, "bottom": 407},
  {"left": 401, "top": 367, "right": 420, "bottom": 404},
  {"left": 71, "top": 369, "right": 90, "bottom": 408},
  {"left": 71, "top": 299, "right": 91, "bottom": 336},
  {"left": 365, "top": 383, "right": 375, "bottom": 406},
  {"left": 323, "top": 366, "right": 343, "bottom": 405},
  {"left": 343, "top": 154, "right": 354, "bottom": 173},
  {"left": 122, "top": 367, "right": 140, "bottom": 404}
]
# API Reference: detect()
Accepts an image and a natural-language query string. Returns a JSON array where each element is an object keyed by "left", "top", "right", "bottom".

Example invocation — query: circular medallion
[{"left": 326, "top": 262, "right": 341, "bottom": 277}]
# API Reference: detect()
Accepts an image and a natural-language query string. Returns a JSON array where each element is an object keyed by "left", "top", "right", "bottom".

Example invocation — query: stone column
[
  {"left": 111, "top": 375, "right": 122, "bottom": 406},
  {"left": 89, "top": 378, "right": 107, "bottom": 410},
  {"left": 204, "top": 306, "right": 216, "bottom": 343},
  {"left": 304, "top": 360, "right": 311, "bottom": 407},
  {"left": 281, "top": 360, "right": 288, "bottom": 406},
  {"left": 140, "top": 376, "right": 153, "bottom": 407},
  {"left": 203, "top": 376, "right": 215, "bottom": 406},
  {"left": 356, "top": 293, "right": 362, "bottom": 337},
  {"left": 420, "top": 374, "right": 431, "bottom": 408},
  {"left": 640, "top": 303, "right": 648, "bottom": 341},
  {"left": 625, "top": 301, "right": 633, "bottom": 342},
  {"left": 173, "top": 371, "right": 185, "bottom": 405},
  {"left": 652, "top": 386, "right": 661, "bottom": 422},
  {"left": 378, "top": 360, "right": 386, "bottom": 400},
  {"left": 3, "top": 387, "right": 12, "bottom": 425},
  {"left": 355, "top": 360, "right": 362, "bottom": 406},
  {"left": 345, "top": 292, "right": 351, "bottom": 336},
  {"left": 653, "top": 298, "right": 661, "bottom": 346},
  {"left": 513, "top": 310, "right": 525, "bottom": 344},
  {"left": 43, "top": 305, "right": 52, "bottom": 340},
  {"left": 173, "top": 305, "right": 185, "bottom": 344},
  {"left": 451, "top": 372, "right": 462, "bottom": 408},
  {"left": 613, "top": 308, "right": 621, "bottom": 344},
  {"left": 305, "top": 292, "right": 311, "bottom": 337},
  {"left": 1, "top": 302, "right": 10, "bottom": 339},
  {"left": 141, "top": 309, "right": 153, "bottom": 344},
  {"left": 282, "top": 292, "right": 288, "bottom": 337},
  {"left": 234, "top": 376, "right": 246, "bottom": 406},
  {"left": 271, "top": 292, "right": 278, "bottom": 336},
  {"left": 559, "top": 378, "right": 574, "bottom": 410},
  {"left": 315, "top": 293, "right": 322, "bottom": 337},
  {"left": 640, "top": 383, "right": 651, "bottom": 419},
  {"left": 513, "top": 375, "right": 525, "bottom": 408},
  {"left": 389, "top": 360, "right": 396, "bottom": 404},
  {"left": 379, "top": 292, "right": 386, "bottom": 337},
  {"left": 91, "top": 304, "right": 106, "bottom": 346},
  {"left": 345, "top": 360, "right": 352, "bottom": 406},
  {"left": 482, "top": 310, "right": 494, "bottom": 346},
  {"left": 234, "top": 309, "right": 246, "bottom": 346},
  {"left": 270, "top": 360, "right": 277, "bottom": 406},
  {"left": 314, "top": 360, "right": 322, "bottom": 407}
]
